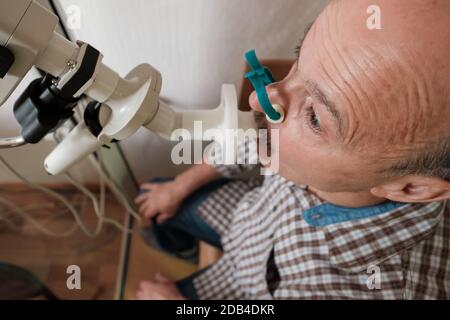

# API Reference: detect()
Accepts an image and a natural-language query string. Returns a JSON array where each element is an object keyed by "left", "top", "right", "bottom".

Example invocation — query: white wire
[
  {"left": 0, "top": 109, "right": 141, "bottom": 237},
  {"left": 72, "top": 97, "right": 141, "bottom": 227},
  {"left": 0, "top": 154, "right": 96, "bottom": 237},
  {"left": 0, "top": 154, "right": 136, "bottom": 236},
  {"left": 0, "top": 190, "right": 79, "bottom": 237},
  {"left": 64, "top": 174, "right": 103, "bottom": 236},
  {"left": 0, "top": 202, "right": 55, "bottom": 219},
  {"left": 64, "top": 169, "right": 134, "bottom": 234},
  {"left": 88, "top": 153, "right": 142, "bottom": 226},
  {"left": 0, "top": 155, "right": 136, "bottom": 236}
]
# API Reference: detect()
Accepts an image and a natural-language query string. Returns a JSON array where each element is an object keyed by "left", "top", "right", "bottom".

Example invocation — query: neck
[{"left": 308, "top": 186, "right": 387, "bottom": 208}]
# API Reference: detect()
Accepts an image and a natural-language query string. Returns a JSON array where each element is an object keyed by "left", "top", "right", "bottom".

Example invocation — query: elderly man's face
[
  {"left": 250, "top": 4, "right": 385, "bottom": 192},
  {"left": 250, "top": 0, "right": 449, "bottom": 193},
  {"left": 254, "top": 59, "right": 386, "bottom": 192}
]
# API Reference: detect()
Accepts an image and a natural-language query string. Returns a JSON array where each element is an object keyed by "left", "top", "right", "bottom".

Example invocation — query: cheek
[
  {"left": 274, "top": 122, "right": 361, "bottom": 190},
  {"left": 279, "top": 142, "right": 327, "bottom": 180},
  {"left": 275, "top": 123, "right": 322, "bottom": 179}
]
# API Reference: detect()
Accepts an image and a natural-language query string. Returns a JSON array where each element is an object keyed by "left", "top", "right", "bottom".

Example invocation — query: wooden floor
[{"left": 0, "top": 184, "right": 196, "bottom": 300}]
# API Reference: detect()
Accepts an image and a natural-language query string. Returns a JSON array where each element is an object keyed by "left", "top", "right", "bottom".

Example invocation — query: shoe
[{"left": 140, "top": 227, "right": 199, "bottom": 265}]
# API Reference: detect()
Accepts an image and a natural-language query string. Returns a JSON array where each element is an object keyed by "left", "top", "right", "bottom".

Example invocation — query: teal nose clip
[{"left": 244, "top": 50, "right": 285, "bottom": 123}]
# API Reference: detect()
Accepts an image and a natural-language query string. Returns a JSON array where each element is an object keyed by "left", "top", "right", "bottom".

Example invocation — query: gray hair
[{"left": 390, "top": 136, "right": 450, "bottom": 181}]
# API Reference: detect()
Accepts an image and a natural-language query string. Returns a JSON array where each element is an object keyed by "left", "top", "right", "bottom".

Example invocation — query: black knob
[{"left": 0, "top": 46, "right": 15, "bottom": 79}]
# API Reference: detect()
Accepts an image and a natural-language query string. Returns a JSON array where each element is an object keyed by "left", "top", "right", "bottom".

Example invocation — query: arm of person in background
[
  {"left": 134, "top": 161, "right": 221, "bottom": 224},
  {"left": 134, "top": 137, "right": 260, "bottom": 224}
]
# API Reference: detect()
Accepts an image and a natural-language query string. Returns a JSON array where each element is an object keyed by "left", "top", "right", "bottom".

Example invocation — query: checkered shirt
[{"left": 194, "top": 141, "right": 450, "bottom": 300}]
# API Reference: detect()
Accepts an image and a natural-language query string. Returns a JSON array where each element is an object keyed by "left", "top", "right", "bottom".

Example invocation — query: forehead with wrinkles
[{"left": 300, "top": 0, "right": 450, "bottom": 158}]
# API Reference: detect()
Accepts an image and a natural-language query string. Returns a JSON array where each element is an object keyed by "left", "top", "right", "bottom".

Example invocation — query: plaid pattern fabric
[{"left": 194, "top": 141, "right": 450, "bottom": 300}]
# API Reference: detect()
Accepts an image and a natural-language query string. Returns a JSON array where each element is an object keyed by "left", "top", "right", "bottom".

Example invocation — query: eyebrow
[
  {"left": 305, "top": 80, "right": 344, "bottom": 138},
  {"left": 295, "top": 22, "right": 345, "bottom": 139},
  {"left": 295, "top": 22, "right": 314, "bottom": 58}
]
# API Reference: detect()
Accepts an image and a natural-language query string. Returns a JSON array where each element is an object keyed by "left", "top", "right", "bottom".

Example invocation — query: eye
[{"left": 306, "top": 105, "right": 321, "bottom": 133}]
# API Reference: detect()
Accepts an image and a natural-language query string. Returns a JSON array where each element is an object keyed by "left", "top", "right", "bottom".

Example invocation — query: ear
[{"left": 370, "top": 175, "right": 450, "bottom": 203}]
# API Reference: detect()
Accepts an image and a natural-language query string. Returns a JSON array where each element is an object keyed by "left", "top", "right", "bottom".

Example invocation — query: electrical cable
[
  {"left": 0, "top": 154, "right": 96, "bottom": 236},
  {"left": 54, "top": 114, "right": 136, "bottom": 234},
  {"left": 0, "top": 188, "right": 79, "bottom": 237},
  {"left": 87, "top": 153, "right": 142, "bottom": 225},
  {"left": 0, "top": 98, "right": 141, "bottom": 237},
  {"left": 64, "top": 168, "right": 134, "bottom": 234}
]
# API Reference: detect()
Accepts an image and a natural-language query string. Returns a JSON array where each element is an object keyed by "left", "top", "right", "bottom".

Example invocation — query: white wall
[{"left": 0, "top": 0, "right": 328, "bottom": 183}]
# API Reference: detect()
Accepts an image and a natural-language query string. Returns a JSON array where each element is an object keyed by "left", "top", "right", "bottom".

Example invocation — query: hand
[
  {"left": 135, "top": 273, "right": 186, "bottom": 300},
  {"left": 134, "top": 180, "right": 186, "bottom": 224}
]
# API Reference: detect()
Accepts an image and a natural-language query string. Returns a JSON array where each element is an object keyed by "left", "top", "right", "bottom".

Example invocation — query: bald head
[
  {"left": 249, "top": 0, "right": 450, "bottom": 192},
  {"left": 305, "top": 0, "right": 450, "bottom": 178}
]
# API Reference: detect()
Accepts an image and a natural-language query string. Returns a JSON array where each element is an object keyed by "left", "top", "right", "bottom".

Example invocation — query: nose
[
  {"left": 248, "top": 83, "right": 287, "bottom": 123},
  {"left": 248, "top": 90, "right": 262, "bottom": 113}
]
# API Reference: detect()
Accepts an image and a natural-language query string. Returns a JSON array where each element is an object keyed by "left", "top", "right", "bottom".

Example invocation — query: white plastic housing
[
  {"left": 0, "top": 0, "right": 79, "bottom": 106},
  {"left": 146, "top": 84, "right": 257, "bottom": 164},
  {"left": 44, "top": 122, "right": 103, "bottom": 175},
  {"left": 44, "top": 63, "right": 162, "bottom": 175}
]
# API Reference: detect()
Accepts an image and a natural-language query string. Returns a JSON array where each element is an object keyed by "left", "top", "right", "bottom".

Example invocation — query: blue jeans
[{"left": 140, "top": 177, "right": 229, "bottom": 299}]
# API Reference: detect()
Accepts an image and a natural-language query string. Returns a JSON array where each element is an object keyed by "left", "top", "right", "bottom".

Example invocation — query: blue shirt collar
[{"left": 303, "top": 201, "right": 408, "bottom": 227}]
